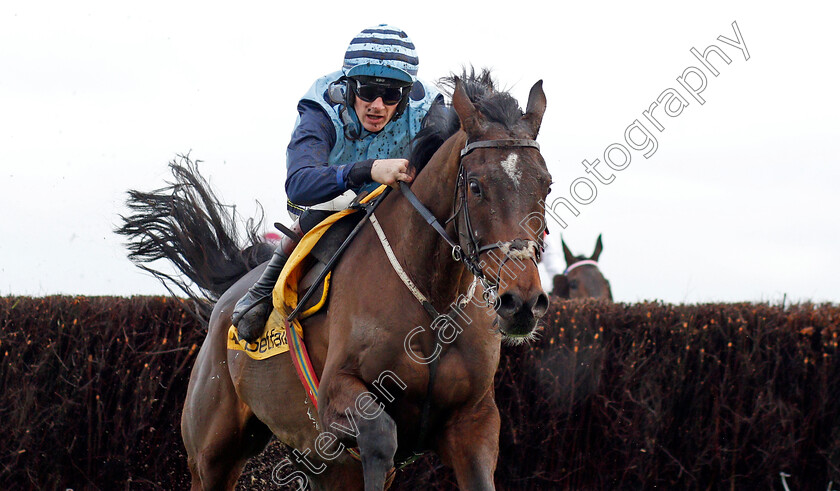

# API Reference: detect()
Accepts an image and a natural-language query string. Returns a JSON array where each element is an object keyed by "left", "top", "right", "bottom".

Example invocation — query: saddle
[
  {"left": 288, "top": 211, "right": 363, "bottom": 317},
  {"left": 227, "top": 185, "right": 386, "bottom": 359},
  {"left": 274, "top": 186, "right": 387, "bottom": 327}
]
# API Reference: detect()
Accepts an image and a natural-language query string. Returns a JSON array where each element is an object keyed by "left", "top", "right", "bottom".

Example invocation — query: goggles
[{"left": 351, "top": 80, "right": 408, "bottom": 106}]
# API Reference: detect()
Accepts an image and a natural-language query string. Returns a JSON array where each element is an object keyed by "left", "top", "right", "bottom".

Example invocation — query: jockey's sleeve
[{"left": 285, "top": 100, "right": 374, "bottom": 206}]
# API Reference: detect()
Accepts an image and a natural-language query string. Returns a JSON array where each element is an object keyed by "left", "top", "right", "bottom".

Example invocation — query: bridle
[
  {"left": 563, "top": 259, "right": 601, "bottom": 275},
  {"left": 289, "top": 136, "right": 543, "bottom": 321},
  {"left": 399, "top": 138, "right": 545, "bottom": 305},
  {"left": 399, "top": 137, "right": 544, "bottom": 304}
]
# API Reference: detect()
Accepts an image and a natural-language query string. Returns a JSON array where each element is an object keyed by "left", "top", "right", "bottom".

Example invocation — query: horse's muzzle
[{"left": 495, "top": 290, "right": 550, "bottom": 336}]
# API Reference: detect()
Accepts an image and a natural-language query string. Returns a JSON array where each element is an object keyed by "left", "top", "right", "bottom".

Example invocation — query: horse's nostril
[
  {"left": 531, "top": 292, "right": 550, "bottom": 317},
  {"left": 496, "top": 292, "right": 523, "bottom": 317}
]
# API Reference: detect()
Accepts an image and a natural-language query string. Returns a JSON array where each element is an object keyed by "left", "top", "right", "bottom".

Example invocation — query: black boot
[
  {"left": 232, "top": 211, "right": 322, "bottom": 342},
  {"left": 232, "top": 247, "right": 289, "bottom": 342},
  {"left": 233, "top": 215, "right": 304, "bottom": 342}
]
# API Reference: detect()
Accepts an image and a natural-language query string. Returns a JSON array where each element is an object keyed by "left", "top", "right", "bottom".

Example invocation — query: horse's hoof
[{"left": 236, "top": 301, "right": 272, "bottom": 343}]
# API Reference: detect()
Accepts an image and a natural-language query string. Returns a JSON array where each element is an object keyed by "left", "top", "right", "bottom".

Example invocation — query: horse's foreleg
[
  {"left": 437, "top": 393, "right": 501, "bottom": 491},
  {"left": 320, "top": 374, "right": 397, "bottom": 491},
  {"left": 355, "top": 407, "right": 398, "bottom": 490}
]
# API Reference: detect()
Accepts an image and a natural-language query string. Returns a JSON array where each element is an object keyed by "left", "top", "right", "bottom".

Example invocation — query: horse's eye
[
  {"left": 569, "top": 279, "right": 579, "bottom": 289},
  {"left": 469, "top": 179, "right": 482, "bottom": 197}
]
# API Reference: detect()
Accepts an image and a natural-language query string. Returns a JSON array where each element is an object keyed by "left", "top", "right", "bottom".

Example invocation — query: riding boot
[{"left": 232, "top": 221, "right": 302, "bottom": 342}]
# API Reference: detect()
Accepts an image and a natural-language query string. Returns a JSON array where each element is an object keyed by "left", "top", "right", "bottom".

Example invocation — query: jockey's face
[
  {"left": 353, "top": 93, "right": 398, "bottom": 133},
  {"left": 351, "top": 78, "right": 406, "bottom": 133}
]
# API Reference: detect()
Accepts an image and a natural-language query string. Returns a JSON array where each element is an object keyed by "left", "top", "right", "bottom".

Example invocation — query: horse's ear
[
  {"left": 591, "top": 234, "right": 603, "bottom": 261},
  {"left": 552, "top": 274, "right": 570, "bottom": 298},
  {"left": 452, "top": 77, "right": 482, "bottom": 137},
  {"left": 523, "top": 80, "right": 546, "bottom": 138},
  {"left": 561, "top": 236, "right": 575, "bottom": 266}
]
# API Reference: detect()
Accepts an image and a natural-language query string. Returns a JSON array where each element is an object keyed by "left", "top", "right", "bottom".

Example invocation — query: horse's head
[
  {"left": 451, "top": 78, "right": 552, "bottom": 341},
  {"left": 552, "top": 234, "right": 613, "bottom": 300}
]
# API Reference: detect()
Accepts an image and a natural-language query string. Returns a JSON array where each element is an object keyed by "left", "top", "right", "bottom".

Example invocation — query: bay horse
[
  {"left": 119, "top": 71, "right": 551, "bottom": 490},
  {"left": 551, "top": 234, "right": 612, "bottom": 300}
]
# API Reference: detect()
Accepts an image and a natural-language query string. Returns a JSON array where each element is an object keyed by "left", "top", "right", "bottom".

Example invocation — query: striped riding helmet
[{"left": 342, "top": 24, "right": 419, "bottom": 85}]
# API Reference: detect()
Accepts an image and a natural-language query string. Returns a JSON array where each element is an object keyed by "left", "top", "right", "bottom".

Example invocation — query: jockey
[{"left": 232, "top": 24, "right": 443, "bottom": 341}]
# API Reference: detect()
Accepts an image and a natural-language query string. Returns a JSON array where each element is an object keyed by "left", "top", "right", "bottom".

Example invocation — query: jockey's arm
[
  {"left": 285, "top": 101, "right": 368, "bottom": 206},
  {"left": 285, "top": 101, "right": 410, "bottom": 206}
]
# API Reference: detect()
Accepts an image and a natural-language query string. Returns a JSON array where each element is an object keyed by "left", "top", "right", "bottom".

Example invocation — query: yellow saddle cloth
[
  {"left": 226, "top": 309, "right": 290, "bottom": 360},
  {"left": 227, "top": 185, "right": 386, "bottom": 360}
]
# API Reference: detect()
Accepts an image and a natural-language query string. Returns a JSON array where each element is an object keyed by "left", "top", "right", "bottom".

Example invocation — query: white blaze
[{"left": 501, "top": 152, "right": 521, "bottom": 188}]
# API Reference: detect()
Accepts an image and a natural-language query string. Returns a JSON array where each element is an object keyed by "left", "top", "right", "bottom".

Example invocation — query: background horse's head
[
  {"left": 552, "top": 234, "right": 613, "bottom": 300},
  {"left": 450, "top": 78, "right": 552, "bottom": 340}
]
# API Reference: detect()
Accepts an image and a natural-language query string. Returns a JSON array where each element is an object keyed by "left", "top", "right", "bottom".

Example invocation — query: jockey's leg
[
  {"left": 232, "top": 243, "right": 293, "bottom": 342},
  {"left": 232, "top": 209, "right": 332, "bottom": 341},
  {"left": 232, "top": 222, "right": 300, "bottom": 342}
]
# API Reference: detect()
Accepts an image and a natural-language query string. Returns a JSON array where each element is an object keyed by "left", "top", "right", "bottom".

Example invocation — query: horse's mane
[{"left": 409, "top": 68, "right": 526, "bottom": 174}]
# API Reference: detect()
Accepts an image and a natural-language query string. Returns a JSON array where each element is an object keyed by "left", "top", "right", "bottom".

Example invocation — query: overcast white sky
[{"left": 1, "top": 1, "right": 838, "bottom": 304}]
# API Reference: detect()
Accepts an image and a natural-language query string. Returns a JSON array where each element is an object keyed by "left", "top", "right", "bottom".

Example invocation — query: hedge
[{"left": 1, "top": 296, "right": 837, "bottom": 490}]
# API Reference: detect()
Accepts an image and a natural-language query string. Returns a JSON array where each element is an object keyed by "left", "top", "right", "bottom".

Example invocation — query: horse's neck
[
  {"left": 376, "top": 133, "right": 468, "bottom": 305},
  {"left": 410, "top": 132, "right": 464, "bottom": 226}
]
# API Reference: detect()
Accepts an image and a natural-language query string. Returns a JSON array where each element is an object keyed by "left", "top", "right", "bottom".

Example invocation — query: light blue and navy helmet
[{"left": 342, "top": 24, "right": 419, "bottom": 85}]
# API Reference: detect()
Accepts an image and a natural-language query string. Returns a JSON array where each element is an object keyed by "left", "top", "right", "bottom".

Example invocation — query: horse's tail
[{"left": 116, "top": 154, "right": 274, "bottom": 322}]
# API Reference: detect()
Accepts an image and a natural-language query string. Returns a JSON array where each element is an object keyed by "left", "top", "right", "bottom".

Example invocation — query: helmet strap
[{"left": 391, "top": 83, "right": 413, "bottom": 120}]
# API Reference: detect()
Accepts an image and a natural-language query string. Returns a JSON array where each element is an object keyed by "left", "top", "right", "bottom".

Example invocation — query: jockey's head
[{"left": 342, "top": 24, "right": 418, "bottom": 133}]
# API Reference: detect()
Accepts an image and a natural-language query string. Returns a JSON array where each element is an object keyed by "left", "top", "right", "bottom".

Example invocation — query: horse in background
[{"left": 551, "top": 234, "right": 612, "bottom": 300}]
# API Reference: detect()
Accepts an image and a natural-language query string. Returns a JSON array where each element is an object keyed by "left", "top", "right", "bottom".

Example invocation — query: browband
[
  {"left": 460, "top": 139, "right": 540, "bottom": 158},
  {"left": 563, "top": 259, "right": 600, "bottom": 275}
]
